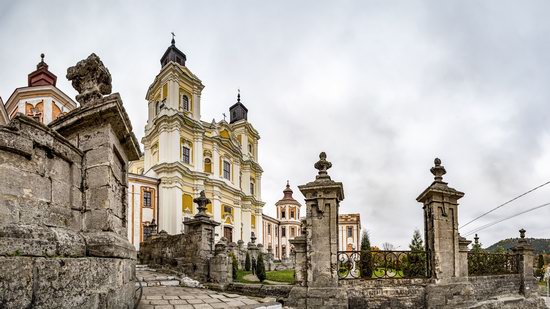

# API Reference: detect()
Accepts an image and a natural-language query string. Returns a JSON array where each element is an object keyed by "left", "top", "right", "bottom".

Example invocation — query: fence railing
[
  {"left": 467, "top": 252, "right": 519, "bottom": 276},
  {"left": 337, "top": 250, "right": 429, "bottom": 279}
]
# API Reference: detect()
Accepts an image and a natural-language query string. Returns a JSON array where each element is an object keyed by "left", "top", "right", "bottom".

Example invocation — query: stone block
[
  {"left": 86, "top": 165, "right": 113, "bottom": 189},
  {"left": 83, "top": 231, "right": 136, "bottom": 259},
  {"left": 0, "top": 128, "right": 33, "bottom": 158},
  {"left": 0, "top": 257, "right": 34, "bottom": 309},
  {"left": 0, "top": 224, "right": 57, "bottom": 257}
]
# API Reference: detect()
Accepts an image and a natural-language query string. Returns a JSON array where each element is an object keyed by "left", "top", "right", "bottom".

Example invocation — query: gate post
[
  {"left": 513, "top": 229, "right": 537, "bottom": 297},
  {"left": 417, "top": 158, "right": 464, "bottom": 282},
  {"left": 287, "top": 152, "right": 347, "bottom": 309}
]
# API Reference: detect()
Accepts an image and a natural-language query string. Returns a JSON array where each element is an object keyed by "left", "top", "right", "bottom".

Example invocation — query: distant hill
[{"left": 486, "top": 238, "right": 550, "bottom": 254}]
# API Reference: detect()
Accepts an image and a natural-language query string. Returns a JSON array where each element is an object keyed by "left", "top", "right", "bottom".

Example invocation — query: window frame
[
  {"left": 181, "top": 145, "right": 191, "bottom": 164},
  {"left": 143, "top": 190, "right": 152, "bottom": 208},
  {"left": 181, "top": 94, "right": 190, "bottom": 111},
  {"left": 347, "top": 226, "right": 353, "bottom": 238},
  {"left": 281, "top": 226, "right": 286, "bottom": 238},
  {"left": 223, "top": 160, "right": 231, "bottom": 180}
]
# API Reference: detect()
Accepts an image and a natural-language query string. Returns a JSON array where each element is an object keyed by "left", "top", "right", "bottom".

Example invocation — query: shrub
[
  {"left": 245, "top": 252, "right": 251, "bottom": 271},
  {"left": 231, "top": 253, "right": 238, "bottom": 280},
  {"left": 256, "top": 254, "right": 266, "bottom": 282}
]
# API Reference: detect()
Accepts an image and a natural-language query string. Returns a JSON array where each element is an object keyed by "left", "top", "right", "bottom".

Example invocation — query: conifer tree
[
  {"left": 256, "top": 254, "right": 266, "bottom": 282},
  {"left": 537, "top": 254, "right": 545, "bottom": 280},
  {"left": 245, "top": 252, "right": 251, "bottom": 271},
  {"left": 409, "top": 229, "right": 424, "bottom": 252},
  {"left": 231, "top": 253, "right": 238, "bottom": 280},
  {"left": 360, "top": 230, "right": 373, "bottom": 278},
  {"left": 404, "top": 229, "right": 426, "bottom": 277}
]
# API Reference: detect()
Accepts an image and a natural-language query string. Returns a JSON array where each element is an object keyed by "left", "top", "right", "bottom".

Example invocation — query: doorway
[{"left": 224, "top": 226, "right": 233, "bottom": 242}]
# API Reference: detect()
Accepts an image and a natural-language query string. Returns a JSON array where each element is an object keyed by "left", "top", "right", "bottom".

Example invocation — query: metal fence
[
  {"left": 337, "top": 250, "right": 429, "bottom": 279},
  {"left": 467, "top": 252, "right": 519, "bottom": 276}
]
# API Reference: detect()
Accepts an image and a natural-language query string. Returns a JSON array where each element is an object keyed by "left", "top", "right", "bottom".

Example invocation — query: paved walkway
[{"left": 137, "top": 265, "right": 281, "bottom": 309}]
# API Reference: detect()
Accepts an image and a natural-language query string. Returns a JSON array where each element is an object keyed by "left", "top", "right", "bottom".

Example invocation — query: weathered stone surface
[
  {"left": 66, "top": 53, "right": 112, "bottom": 106},
  {"left": 0, "top": 53, "right": 139, "bottom": 308}
]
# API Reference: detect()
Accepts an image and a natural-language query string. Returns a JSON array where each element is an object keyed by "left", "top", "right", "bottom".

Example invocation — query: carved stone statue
[{"left": 66, "top": 53, "right": 112, "bottom": 105}]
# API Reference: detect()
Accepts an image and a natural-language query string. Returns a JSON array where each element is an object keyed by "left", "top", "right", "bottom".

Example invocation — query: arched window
[
  {"left": 204, "top": 158, "right": 212, "bottom": 173},
  {"left": 181, "top": 95, "right": 189, "bottom": 111}
]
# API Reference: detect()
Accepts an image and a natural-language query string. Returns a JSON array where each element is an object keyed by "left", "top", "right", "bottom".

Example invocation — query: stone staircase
[{"left": 136, "top": 264, "right": 200, "bottom": 287}]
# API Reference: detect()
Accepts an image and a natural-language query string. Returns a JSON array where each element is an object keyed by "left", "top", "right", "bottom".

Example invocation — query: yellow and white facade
[{"left": 128, "top": 39, "right": 264, "bottom": 247}]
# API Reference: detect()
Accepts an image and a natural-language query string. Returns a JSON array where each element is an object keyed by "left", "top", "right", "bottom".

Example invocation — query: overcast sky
[{"left": 1, "top": 0, "right": 549, "bottom": 249}]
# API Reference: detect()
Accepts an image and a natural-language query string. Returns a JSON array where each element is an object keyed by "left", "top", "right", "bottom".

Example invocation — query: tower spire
[
  {"left": 171, "top": 32, "right": 176, "bottom": 45},
  {"left": 237, "top": 89, "right": 241, "bottom": 102}
]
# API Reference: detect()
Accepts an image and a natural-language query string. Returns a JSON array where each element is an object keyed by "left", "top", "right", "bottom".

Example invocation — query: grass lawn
[
  {"left": 266, "top": 269, "right": 295, "bottom": 283},
  {"left": 235, "top": 269, "right": 295, "bottom": 284}
]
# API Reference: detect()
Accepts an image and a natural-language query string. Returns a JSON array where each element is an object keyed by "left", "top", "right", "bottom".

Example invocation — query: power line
[
  {"left": 463, "top": 201, "right": 550, "bottom": 237},
  {"left": 459, "top": 180, "right": 550, "bottom": 230}
]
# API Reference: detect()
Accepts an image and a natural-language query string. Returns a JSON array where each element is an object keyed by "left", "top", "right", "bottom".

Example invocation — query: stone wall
[
  {"left": 0, "top": 111, "right": 137, "bottom": 308},
  {"left": 468, "top": 275, "right": 521, "bottom": 301},
  {"left": 341, "top": 279, "right": 428, "bottom": 308}
]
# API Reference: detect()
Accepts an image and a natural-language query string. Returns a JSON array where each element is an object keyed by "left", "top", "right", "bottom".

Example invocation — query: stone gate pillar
[
  {"left": 417, "top": 158, "right": 464, "bottom": 282},
  {"left": 287, "top": 152, "right": 347, "bottom": 309},
  {"left": 512, "top": 229, "right": 537, "bottom": 297}
]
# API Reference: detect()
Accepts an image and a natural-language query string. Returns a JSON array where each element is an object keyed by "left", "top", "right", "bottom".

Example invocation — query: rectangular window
[
  {"left": 290, "top": 227, "right": 295, "bottom": 237},
  {"left": 223, "top": 161, "right": 231, "bottom": 180},
  {"left": 223, "top": 205, "right": 232, "bottom": 215},
  {"left": 282, "top": 227, "right": 286, "bottom": 238},
  {"left": 281, "top": 209, "right": 286, "bottom": 219},
  {"left": 268, "top": 223, "right": 271, "bottom": 235},
  {"left": 182, "top": 146, "right": 190, "bottom": 164},
  {"left": 250, "top": 182, "right": 255, "bottom": 195},
  {"left": 143, "top": 190, "right": 152, "bottom": 208},
  {"left": 290, "top": 208, "right": 295, "bottom": 219},
  {"left": 347, "top": 226, "right": 353, "bottom": 238}
]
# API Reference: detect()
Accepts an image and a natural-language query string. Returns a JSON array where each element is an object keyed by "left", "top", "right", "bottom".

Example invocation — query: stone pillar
[
  {"left": 210, "top": 237, "right": 232, "bottom": 284},
  {"left": 289, "top": 219, "right": 307, "bottom": 286},
  {"left": 512, "top": 229, "right": 537, "bottom": 297},
  {"left": 287, "top": 152, "right": 348, "bottom": 309},
  {"left": 417, "top": 158, "right": 464, "bottom": 282},
  {"left": 298, "top": 152, "right": 344, "bottom": 288},
  {"left": 182, "top": 191, "right": 220, "bottom": 282},
  {"left": 458, "top": 235, "right": 471, "bottom": 278}
]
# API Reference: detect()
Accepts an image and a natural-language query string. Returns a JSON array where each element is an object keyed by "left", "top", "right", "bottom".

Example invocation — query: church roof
[
  {"left": 28, "top": 54, "right": 57, "bottom": 87},
  {"left": 275, "top": 181, "right": 301, "bottom": 206},
  {"left": 160, "top": 37, "right": 186, "bottom": 68}
]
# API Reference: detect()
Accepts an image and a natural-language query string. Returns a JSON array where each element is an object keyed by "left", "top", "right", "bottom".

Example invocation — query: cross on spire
[
  {"left": 237, "top": 89, "right": 241, "bottom": 102},
  {"left": 171, "top": 32, "right": 176, "bottom": 45}
]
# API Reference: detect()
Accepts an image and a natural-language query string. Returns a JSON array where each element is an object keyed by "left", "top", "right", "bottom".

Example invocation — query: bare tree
[{"left": 382, "top": 242, "right": 395, "bottom": 251}]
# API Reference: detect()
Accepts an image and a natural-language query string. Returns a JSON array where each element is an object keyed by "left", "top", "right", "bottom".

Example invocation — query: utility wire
[
  {"left": 463, "top": 201, "right": 550, "bottom": 237},
  {"left": 459, "top": 180, "right": 550, "bottom": 230}
]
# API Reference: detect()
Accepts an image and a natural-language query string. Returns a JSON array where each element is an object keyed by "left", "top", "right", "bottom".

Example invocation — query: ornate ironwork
[
  {"left": 337, "top": 250, "right": 429, "bottom": 279},
  {"left": 468, "top": 252, "right": 519, "bottom": 276}
]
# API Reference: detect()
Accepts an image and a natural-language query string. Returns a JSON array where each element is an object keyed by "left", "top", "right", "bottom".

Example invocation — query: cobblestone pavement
[
  {"left": 136, "top": 265, "right": 281, "bottom": 309},
  {"left": 138, "top": 286, "right": 281, "bottom": 309}
]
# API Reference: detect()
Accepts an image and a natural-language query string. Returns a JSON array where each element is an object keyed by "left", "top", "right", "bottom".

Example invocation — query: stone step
[{"left": 135, "top": 279, "right": 181, "bottom": 287}]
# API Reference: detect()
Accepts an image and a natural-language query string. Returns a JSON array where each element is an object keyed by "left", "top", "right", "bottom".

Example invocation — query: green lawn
[
  {"left": 235, "top": 269, "right": 295, "bottom": 284},
  {"left": 266, "top": 269, "right": 295, "bottom": 283}
]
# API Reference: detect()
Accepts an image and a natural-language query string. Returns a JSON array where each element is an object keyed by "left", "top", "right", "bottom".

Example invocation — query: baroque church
[{"left": 127, "top": 38, "right": 264, "bottom": 248}]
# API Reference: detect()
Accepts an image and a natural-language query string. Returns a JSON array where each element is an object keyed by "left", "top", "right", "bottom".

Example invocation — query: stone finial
[
  {"left": 193, "top": 190, "right": 210, "bottom": 218},
  {"left": 314, "top": 152, "right": 332, "bottom": 179},
  {"left": 250, "top": 232, "right": 257, "bottom": 244},
  {"left": 66, "top": 53, "right": 112, "bottom": 106},
  {"left": 430, "top": 157, "right": 446, "bottom": 182},
  {"left": 519, "top": 228, "right": 526, "bottom": 239},
  {"left": 215, "top": 237, "right": 228, "bottom": 255}
]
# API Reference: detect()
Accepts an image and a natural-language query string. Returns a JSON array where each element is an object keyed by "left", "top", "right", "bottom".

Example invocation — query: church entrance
[{"left": 224, "top": 226, "right": 233, "bottom": 242}]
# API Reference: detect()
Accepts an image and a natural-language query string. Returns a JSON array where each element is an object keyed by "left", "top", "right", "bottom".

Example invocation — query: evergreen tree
[
  {"left": 231, "top": 253, "right": 238, "bottom": 280},
  {"left": 536, "top": 254, "right": 545, "bottom": 280},
  {"left": 404, "top": 229, "right": 426, "bottom": 277},
  {"left": 245, "top": 252, "right": 251, "bottom": 271},
  {"left": 256, "top": 254, "right": 266, "bottom": 282},
  {"left": 409, "top": 229, "right": 424, "bottom": 252},
  {"left": 360, "top": 230, "right": 373, "bottom": 278}
]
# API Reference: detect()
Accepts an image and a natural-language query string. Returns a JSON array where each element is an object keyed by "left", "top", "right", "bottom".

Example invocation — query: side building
[
  {"left": 127, "top": 38, "right": 264, "bottom": 249},
  {"left": 2, "top": 54, "right": 77, "bottom": 125},
  {"left": 262, "top": 182, "right": 362, "bottom": 260}
]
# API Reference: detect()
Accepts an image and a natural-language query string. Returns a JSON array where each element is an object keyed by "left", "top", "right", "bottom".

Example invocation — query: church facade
[{"left": 127, "top": 38, "right": 264, "bottom": 248}]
